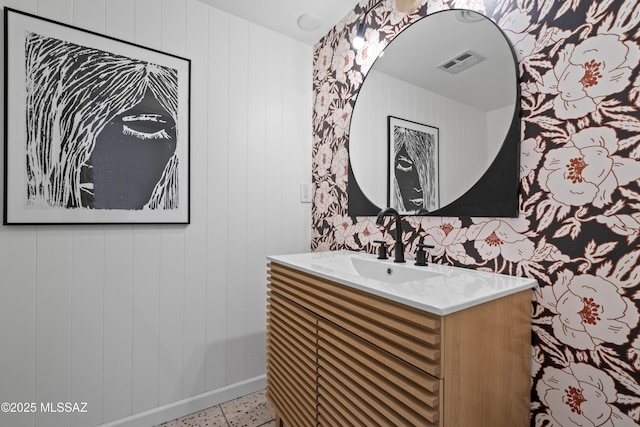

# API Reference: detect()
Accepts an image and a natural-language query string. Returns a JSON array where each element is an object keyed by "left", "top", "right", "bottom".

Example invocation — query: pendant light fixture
[{"left": 395, "top": 0, "right": 421, "bottom": 13}]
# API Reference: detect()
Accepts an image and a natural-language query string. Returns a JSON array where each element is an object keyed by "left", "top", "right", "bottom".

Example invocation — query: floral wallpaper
[{"left": 311, "top": 0, "right": 640, "bottom": 425}]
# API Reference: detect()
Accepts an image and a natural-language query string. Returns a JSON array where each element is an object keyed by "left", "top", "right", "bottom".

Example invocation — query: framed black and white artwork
[
  {"left": 387, "top": 116, "right": 439, "bottom": 215},
  {"left": 3, "top": 8, "right": 190, "bottom": 225}
]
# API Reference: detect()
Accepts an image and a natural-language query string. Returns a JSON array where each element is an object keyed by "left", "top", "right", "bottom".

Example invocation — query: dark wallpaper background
[{"left": 311, "top": 0, "right": 640, "bottom": 425}]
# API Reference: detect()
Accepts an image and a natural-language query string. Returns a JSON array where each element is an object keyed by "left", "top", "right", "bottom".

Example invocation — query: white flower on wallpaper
[
  {"left": 315, "top": 143, "right": 333, "bottom": 178},
  {"left": 537, "top": 363, "right": 638, "bottom": 427},
  {"left": 353, "top": 27, "right": 385, "bottom": 75},
  {"left": 538, "top": 269, "right": 639, "bottom": 350},
  {"left": 467, "top": 218, "right": 536, "bottom": 263},
  {"left": 354, "top": 218, "right": 385, "bottom": 247},
  {"left": 331, "top": 214, "right": 359, "bottom": 248},
  {"left": 330, "top": 146, "right": 349, "bottom": 190},
  {"left": 314, "top": 180, "right": 334, "bottom": 215},
  {"left": 331, "top": 103, "right": 353, "bottom": 139},
  {"left": 421, "top": 217, "right": 477, "bottom": 265},
  {"left": 539, "top": 34, "right": 640, "bottom": 120},
  {"left": 315, "top": 44, "right": 334, "bottom": 82},
  {"left": 314, "top": 81, "right": 334, "bottom": 118},
  {"left": 537, "top": 127, "right": 640, "bottom": 208},
  {"left": 331, "top": 38, "right": 355, "bottom": 81}
]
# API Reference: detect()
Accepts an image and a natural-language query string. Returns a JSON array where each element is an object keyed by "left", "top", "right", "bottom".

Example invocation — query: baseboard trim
[{"left": 99, "top": 375, "right": 267, "bottom": 427}]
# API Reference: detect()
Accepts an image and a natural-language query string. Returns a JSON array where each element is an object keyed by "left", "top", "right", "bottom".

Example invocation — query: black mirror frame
[{"left": 347, "top": 10, "right": 521, "bottom": 218}]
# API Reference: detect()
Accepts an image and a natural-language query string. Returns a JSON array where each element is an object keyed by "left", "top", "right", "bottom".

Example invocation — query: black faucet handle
[
  {"left": 415, "top": 243, "right": 434, "bottom": 266},
  {"left": 417, "top": 243, "right": 435, "bottom": 249},
  {"left": 373, "top": 240, "right": 388, "bottom": 260}
]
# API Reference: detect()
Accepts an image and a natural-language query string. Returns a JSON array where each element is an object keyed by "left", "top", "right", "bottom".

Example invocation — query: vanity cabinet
[{"left": 266, "top": 261, "right": 532, "bottom": 427}]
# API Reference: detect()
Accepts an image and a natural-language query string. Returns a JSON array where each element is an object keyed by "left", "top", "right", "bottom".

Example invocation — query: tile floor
[{"left": 156, "top": 389, "right": 276, "bottom": 427}]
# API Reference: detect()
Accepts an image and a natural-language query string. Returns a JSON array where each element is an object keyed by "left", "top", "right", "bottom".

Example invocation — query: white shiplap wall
[
  {"left": 350, "top": 69, "right": 490, "bottom": 209},
  {"left": 0, "top": 1, "right": 312, "bottom": 426}
]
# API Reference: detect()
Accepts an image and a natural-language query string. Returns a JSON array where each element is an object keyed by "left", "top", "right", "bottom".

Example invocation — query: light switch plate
[{"left": 300, "top": 183, "right": 312, "bottom": 203}]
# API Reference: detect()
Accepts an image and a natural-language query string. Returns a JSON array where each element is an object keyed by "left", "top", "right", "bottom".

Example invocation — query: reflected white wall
[{"left": 350, "top": 68, "right": 501, "bottom": 209}]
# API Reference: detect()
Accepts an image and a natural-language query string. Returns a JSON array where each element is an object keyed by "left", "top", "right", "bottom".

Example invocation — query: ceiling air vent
[{"left": 438, "top": 50, "right": 485, "bottom": 74}]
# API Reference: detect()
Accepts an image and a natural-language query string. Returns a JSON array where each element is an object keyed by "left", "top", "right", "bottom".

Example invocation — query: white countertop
[{"left": 267, "top": 251, "right": 538, "bottom": 315}]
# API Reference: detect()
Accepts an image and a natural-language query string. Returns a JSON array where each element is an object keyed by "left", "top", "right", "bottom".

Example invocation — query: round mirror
[{"left": 348, "top": 9, "right": 520, "bottom": 217}]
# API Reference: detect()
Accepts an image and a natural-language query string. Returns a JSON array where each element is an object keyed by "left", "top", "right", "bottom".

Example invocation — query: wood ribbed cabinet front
[
  {"left": 317, "top": 319, "right": 440, "bottom": 427},
  {"left": 268, "top": 263, "right": 442, "bottom": 375},
  {"left": 266, "top": 261, "right": 532, "bottom": 427},
  {"left": 266, "top": 287, "right": 317, "bottom": 427}
]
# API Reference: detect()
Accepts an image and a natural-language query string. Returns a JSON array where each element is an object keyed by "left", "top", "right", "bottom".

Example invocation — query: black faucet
[{"left": 375, "top": 207, "right": 405, "bottom": 263}]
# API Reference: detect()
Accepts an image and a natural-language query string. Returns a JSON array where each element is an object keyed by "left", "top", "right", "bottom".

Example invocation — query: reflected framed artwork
[
  {"left": 387, "top": 116, "right": 439, "bottom": 215},
  {"left": 3, "top": 8, "right": 190, "bottom": 225}
]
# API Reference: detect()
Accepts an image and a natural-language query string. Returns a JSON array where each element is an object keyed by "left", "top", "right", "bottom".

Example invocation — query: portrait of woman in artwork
[
  {"left": 391, "top": 123, "right": 438, "bottom": 214},
  {"left": 24, "top": 31, "right": 180, "bottom": 211}
]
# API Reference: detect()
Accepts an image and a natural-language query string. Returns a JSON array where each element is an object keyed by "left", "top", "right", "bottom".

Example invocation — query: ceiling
[
  {"left": 195, "top": 2, "right": 515, "bottom": 112},
  {"left": 374, "top": 10, "right": 516, "bottom": 111},
  {"left": 196, "top": 0, "right": 361, "bottom": 45}
]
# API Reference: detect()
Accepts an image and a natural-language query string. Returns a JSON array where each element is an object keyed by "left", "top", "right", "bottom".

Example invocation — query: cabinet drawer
[
  {"left": 269, "top": 263, "right": 442, "bottom": 376},
  {"left": 317, "top": 319, "right": 440, "bottom": 427}
]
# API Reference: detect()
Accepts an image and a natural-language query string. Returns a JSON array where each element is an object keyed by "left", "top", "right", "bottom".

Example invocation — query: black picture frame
[
  {"left": 3, "top": 8, "right": 191, "bottom": 225},
  {"left": 387, "top": 116, "right": 439, "bottom": 215}
]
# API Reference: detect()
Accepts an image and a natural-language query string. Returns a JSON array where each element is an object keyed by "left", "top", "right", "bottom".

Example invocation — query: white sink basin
[
  {"left": 268, "top": 251, "right": 538, "bottom": 315},
  {"left": 312, "top": 255, "right": 442, "bottom": 284}
]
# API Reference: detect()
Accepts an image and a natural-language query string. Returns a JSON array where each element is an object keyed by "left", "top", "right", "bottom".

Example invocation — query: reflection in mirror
[{"left": 348, "top": 9, "right": 520, "bottom": 217}]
